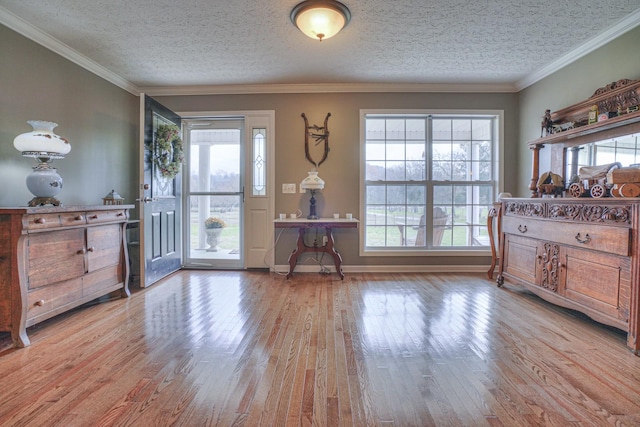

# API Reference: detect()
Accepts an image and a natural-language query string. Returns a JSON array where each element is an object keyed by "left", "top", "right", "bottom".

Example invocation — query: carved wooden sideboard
[
  {"left": 497, "top": 198, "right": 640, "bottom": 353},
  {"left": 0, "top": 205, "right": 133, "bottom": 347}
]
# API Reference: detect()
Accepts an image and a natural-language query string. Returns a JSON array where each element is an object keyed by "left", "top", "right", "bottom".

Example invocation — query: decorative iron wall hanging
[{"left": 301, "top": 112, "right": 331, "bottom": 167}]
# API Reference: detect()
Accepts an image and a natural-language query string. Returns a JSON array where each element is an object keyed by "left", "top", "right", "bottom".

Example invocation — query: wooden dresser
[
  {"left": 0, "top": 205, "right": 133, "bottom": 347},
  {"left": 497, "top": 198, "right": 640, "bottom": 353}
]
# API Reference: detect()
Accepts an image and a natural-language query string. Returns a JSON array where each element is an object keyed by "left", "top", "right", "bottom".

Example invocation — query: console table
[{"left": 274, "top": 218, "right": 358, "bottom": 279}]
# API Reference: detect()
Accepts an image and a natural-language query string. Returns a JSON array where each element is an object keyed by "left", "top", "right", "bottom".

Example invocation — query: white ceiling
[{"left": 1, "top": 1, "right": 639, "bottom": 95}]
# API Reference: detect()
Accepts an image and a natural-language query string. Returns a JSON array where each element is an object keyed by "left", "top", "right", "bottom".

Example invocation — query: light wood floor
[{"left": 1, "top": 271, "right": 639, "bottom": 426}]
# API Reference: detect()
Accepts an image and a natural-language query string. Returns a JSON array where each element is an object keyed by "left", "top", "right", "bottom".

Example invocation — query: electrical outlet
[
  {"left": 282, "top": 183, "right": 296, "bottom": 194},
  {"left": 323, "top": 236, "right": 328, "bottom": 245}
]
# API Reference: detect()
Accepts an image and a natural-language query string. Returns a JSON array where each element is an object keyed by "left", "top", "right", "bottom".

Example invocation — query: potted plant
[{"left": 204, "top": 217, "right": 226, "bottom": 251}]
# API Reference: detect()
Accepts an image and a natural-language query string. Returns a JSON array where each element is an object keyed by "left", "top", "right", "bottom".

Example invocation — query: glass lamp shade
[
  {"left": 291, "top": 0, "right": 351, "bottom": 41},
  {"left": 13, "top": 120, "right": 71, "bottom": 158},
  {"left": 300, "top": 171, "right": 325, "bottom": 190},
  {"left": 13, "top": 120, "right": 69, "bottom": 206}
]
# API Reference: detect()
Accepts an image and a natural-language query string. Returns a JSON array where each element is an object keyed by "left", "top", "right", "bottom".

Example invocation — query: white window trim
[{"left": 359, "top": 109, "right": 504, "bottom": 257}]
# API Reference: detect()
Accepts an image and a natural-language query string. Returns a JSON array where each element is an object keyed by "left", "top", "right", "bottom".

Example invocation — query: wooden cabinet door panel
[
  {"left": 563, "top": 247, "right": 630, "bottom": 321},
  {"left": 503, "top": 234, "right": 539, "bottom": 284},
  {"left": 83, "top": 265, "right": 122, "bottom": 297},
  {"left": 86, "top": 224, "right": 122, "bottom": 272},
  {"left": 28, "top": 229, "right": 85, "bottom": 289}
]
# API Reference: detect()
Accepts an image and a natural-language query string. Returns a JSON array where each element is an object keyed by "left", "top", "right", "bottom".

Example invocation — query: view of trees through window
[{"left": 363, "top": 114, "right": 498, "bottom": 250}]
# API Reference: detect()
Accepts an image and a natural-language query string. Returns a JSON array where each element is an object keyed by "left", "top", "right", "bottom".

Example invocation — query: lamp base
[
  {"left": 28, "top": 196, "right": 62, "bottom": 207},
  {"left": 307, "top": 189, "right": 319, "bottom": 219}
]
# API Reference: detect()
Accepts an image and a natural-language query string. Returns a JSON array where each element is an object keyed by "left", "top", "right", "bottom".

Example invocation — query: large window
[{"left": 362, "top": 112, "right": 500, "bottom": 253}]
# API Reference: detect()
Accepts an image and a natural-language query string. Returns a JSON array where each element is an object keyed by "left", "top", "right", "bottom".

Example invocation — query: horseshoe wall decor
[{"left": 302, "top": 112, "right": 331, "bottom": 168}]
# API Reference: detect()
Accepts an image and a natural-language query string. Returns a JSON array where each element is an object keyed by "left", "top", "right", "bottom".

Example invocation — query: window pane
[
  {"left": 386, "top": 161, "right": 405, "bottom": 180},
  {"left": 367, "top": 185, "right": 385, "bottom": 204},
  {"left": 452, "top": 160, "right": 468, "bottom": 181},
  {"left": 407, "top": 185, "right": 426, "bottom": 205},
  {"left": 366, "top": 226, "right": 386, "bottom": 246},
  {"left": 366, "top": 205, "right": 385, "bottom": 226},
  {"left": 366, "top": 161, "right": 385, "bottom": 180},
  {"left": 472, "top": 119, "right": 492, "bottom": 140},
  {"left": 366, "top": 119, "right": 385, "bottom": 139},
  {"left": 452, "top": 120, "right": 471, "bottom": 140},
  {"left": 252, "top": 128, "right": 266, "bottom": 196},
  {"left": 477, "top": 162, "right": 492, "bottom": 181},
  {"left": 406, "top": 161, "right": 425, "bottom": 180},
  {"left": 432, "top": 119, "right": 451, "bottom": 139},
  {"left": 386, "top": 120, "right": 405, "bottom": 139},
  {"left": 387, "top": 185, "right": 405, "bottom": 205},
  {"left": 190, "top": 129, "right": 240, "bottom": 193},
  {"left": 363, "top": 113, "right": 498, "bottom": 251},
  {"left": 406, "top": 142, "right": 425, "bottom": 160},
  {"left": 434, "top": 185, "right": 452, "bottom": 205},
  {"left": 406, "top": 119, "right": 426, "bottom": 140},
  {"left": 366, "top": 141, "right": 385, "bottom": 160},
  {"left": 386, "top": 141, "right": 405, "bottom": 160},
  {"left": 433, "top": 161, "right": 451, "bottom": 181},
  {"left": 474, "top": 140, "right": 492, "bottom": 161}
]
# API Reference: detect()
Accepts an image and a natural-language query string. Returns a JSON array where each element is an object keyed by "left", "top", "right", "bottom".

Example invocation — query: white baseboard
[{"left": 274, "top": 264, "right": 490, "bottom": 274}]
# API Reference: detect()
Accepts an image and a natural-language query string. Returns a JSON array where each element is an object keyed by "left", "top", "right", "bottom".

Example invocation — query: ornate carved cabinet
[
  {"left": 0, "top": 205, "right": 133, "bottom": 347},
  {"left": 498, "top": 79, "right": 640, "bottom": 353},
  {"left": 498, "top": 199, "right": 639, "bottom": 352}
]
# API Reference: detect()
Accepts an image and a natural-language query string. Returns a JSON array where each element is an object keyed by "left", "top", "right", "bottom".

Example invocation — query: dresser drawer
[
  {"left": 503, "top": 216, "right": 630, "bottom": 256},
  {"left": 86, "top": 209, "right": 127, "bottom": 224},
  {"left": 60, "top": 212, "right": 87, "bottom": 227},
  {"left": 24, "top": 213, "right": 62, "bottom": 230},
  {"left": 27, "top": 277, "right": 83, "bottom": 324}
]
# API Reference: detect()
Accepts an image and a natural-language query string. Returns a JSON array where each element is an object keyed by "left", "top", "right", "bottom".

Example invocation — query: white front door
[{"left": 181, "top": 111, "right": 274, "bottom": 270}]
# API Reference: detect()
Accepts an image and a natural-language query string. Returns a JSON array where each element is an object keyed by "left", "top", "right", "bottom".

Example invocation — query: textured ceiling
[{"left": 1, "top": 0, "right": 639, "bottom": 93}]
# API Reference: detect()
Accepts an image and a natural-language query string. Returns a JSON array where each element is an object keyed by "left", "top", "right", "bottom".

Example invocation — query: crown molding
[
  {"left": 140, "top": 82, "right": 517, "bottom": 96},
  {"left": 0, "top": 6, "right": 140, "bottom": 95},
  {"left": 4, "top": 3, "right": 638, "bottom": 97},
  {"left": 516, "top": 8, "right": 640, "bottom": 91}
]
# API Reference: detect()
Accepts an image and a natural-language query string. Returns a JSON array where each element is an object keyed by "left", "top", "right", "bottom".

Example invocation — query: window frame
[{"left": 359, "top": 109, "right": 504, "bottom": 257}]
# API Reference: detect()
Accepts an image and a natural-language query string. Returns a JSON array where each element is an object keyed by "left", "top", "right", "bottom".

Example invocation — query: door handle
[{"left": 136, "top": 197, "right": 154, "bottom": 203}]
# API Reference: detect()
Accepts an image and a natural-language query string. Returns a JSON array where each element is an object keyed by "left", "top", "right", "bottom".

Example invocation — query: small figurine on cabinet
[
  {"left": 588, "top": 105, "right": 598, "bottom": 125},
  {"left": 102, "top": 189, "right": 124, "bottom": 205},
  {"left": 540, "top": 109, "right": 553, "bottom": 137}
]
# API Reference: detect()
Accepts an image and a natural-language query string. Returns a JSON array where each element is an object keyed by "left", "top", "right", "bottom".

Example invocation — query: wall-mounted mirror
[{"left": 565, "top": 132, "right": 640, "bottom": 185}]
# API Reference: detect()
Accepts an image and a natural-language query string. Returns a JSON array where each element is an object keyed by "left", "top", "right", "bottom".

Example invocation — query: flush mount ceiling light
[{"left": 290, "top": 0, "right": 351, "bottom": 42}]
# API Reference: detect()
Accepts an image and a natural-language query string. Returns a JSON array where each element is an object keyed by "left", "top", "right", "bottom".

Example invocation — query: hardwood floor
[{"left": 1, "top": 271, "right": 639, "bottom": 426}]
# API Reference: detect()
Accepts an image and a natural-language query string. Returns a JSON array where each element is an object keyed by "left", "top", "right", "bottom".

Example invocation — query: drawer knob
[
  {"left": 87, "top": 247, "right": 95, "bottom": 252},
  {"left": 35, "top": 300, "right": 45, "bottom": 307},
  {"left": 75, "top": 215, "right": 83, "bottom": 221},
  {"left": 34, "top": 217, "right": 45, "bottom": 224},
  {"left": 575, "top": 233, "right": 591, "bottom": 244},
  {"left": 518, "top": 224, "right": 527, "bottom": 233},
  {"left": 78, "top": 248, "right": 87, "bottom": 255},
  {"left": 89, "top": 215, "right": 98, "bottom": 220}
]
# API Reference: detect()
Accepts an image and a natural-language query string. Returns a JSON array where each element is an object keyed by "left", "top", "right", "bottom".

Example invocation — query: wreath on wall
[{"left": 153, "top": 123, "right": 184, "bottom": 179}]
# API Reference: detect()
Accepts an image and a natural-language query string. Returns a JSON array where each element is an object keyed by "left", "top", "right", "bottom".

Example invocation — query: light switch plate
[{"left": 282, "top": 183, "right": 296, "bottom": 194}]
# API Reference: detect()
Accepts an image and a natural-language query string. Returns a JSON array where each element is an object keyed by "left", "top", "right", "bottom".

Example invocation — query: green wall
[
  {"left": 0, "top": 25, "right": 139, "bottom": 217},
  {"left": 517, "top": 26, "right": 640, "bottom": 195}
]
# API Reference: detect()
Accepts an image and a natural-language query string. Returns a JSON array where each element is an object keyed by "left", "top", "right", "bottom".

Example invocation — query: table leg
[
  {"left": 286, "top": 228, "right": 306, "bottom": 279},
  {"left": 325, "top": 227, "right": 344, "bottom": 280}
]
